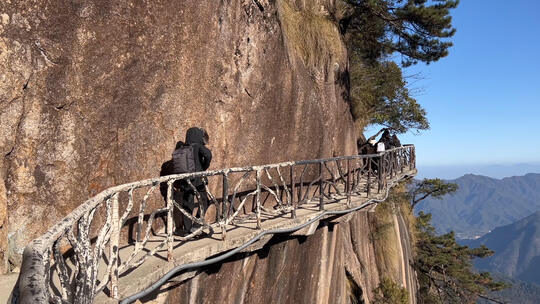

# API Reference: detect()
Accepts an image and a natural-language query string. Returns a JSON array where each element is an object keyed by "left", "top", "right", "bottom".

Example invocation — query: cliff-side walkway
[{"left": 15, "top": 145, "right": 416, "bottom": 304}]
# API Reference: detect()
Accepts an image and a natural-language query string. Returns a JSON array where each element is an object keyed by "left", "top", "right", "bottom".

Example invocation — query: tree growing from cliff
[
  {"left": 415, "top": 212, "right": 508, "bottom": 304},
  {"left": 341, "top": 0, "right": 458, "bottom": 133},
  {"left": 344, "top": 0, "right": 459, "bottom": 66},
  {"left": 406, "top": 178, "right": 507, "bottom": 303},
  {"left": 349, "top": 58, "right": 429, "bottom": 133},
  {"left": 409, "top": 178, "right": 458, "bottom": 211}
]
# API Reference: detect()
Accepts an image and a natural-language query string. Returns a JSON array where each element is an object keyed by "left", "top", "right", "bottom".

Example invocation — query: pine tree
[
  {"left": 415, "top": 212, "right": 508, "bottom": 304},
  {"left": 407, "top": 179, "right": 507, "bottom": 303},
  {"left": 341, "top": 0, "right": 459, "bottom": 133},
  {"left": 344, "top": 0, "right": 459, "bottom": 66},
  {"left": 409, "top": 178, "right": 458, "bottom": 211}
]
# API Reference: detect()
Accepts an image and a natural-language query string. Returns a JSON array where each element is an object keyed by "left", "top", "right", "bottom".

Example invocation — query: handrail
[
  {"left": 16, "top": 145, "right": 415, "bottom": 304},
  {"left": 120, "top": 171, "right": 410, "bottom": 304}
]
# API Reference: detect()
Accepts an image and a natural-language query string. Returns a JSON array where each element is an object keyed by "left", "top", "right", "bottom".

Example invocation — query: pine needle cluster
[{"left": 340, "top": 0, "right": 459, "bottom": 133}]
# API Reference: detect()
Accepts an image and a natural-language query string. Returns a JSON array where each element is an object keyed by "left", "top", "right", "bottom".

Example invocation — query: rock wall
[
  {"left": 164, "top": 212, "right": 382, "bottom": 304},
  {"left": 158, "top": 190, "right": 419, "bottom": 304},
  {"left": 0, "top": 0, "right": 356, "bottom": 272}
]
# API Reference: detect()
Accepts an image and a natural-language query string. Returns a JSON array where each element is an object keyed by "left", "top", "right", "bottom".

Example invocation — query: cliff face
[
  {"left": 160, "top": 197, "right": 417, "bottom": 304},
  {"left": 0, "top": 0, "right": 356, "bottom": 272},
  {"left": 165, "top": 212, "right": 382, "bottom": 304}
]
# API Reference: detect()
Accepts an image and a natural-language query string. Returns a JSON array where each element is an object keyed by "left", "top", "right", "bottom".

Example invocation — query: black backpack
[{"left": 172, "top": 145, "right": 196, "bottom": 174}]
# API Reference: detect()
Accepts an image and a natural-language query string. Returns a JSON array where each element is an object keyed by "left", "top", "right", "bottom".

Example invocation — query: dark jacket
[
  {"left": 175, "top": 127, "right": 212, "bottom": 189},
  {"left": 357, "top": 139, "right": 377, "bottom": 155},
  {"left": 377, "top": 130, "right": 401, "bottom": 149},
  {"left": 184, "top": 127, "right": 212, "bottom": 171}
]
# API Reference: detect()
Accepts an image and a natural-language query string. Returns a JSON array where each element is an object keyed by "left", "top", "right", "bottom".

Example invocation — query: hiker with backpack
[{"left": 171, "top": 127, "right": 212, "bottom": 234}]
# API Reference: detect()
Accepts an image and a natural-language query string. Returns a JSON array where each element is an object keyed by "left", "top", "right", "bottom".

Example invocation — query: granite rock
[{"left": 0, "top": 0, "right": 356, "bottom": 271}]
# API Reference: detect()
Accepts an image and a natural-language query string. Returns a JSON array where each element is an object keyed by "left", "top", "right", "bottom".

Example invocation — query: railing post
[
  {"left": 298, "top": 167, "right": 303, "bottom": 204},
  {"left": 351, "top": 159, "right": 357, "bottom": 192},
  {"left": 395, "top": 151, "right": 399, "bottom": 175},
  {"left": 387, "top": 152, "right": 391, "bottom": 179},
  {"left": 346, "top": 159, "right": 351, "bottom": 206},
  {"left": 410, "top": 146, "right": 415, "bottom": 170},
  {"left": 166, "top": 181, "right": 174, "bottom": 261},
  {"left": 109, "top": 193, "right": 119, "bottom": 299},
  {"left": 290, "top": 165, "right": 296, "bottom": 218},
  {"left": 399, "top": 148, "right": 405, "bottom": 174},
  {"left": 367, "top": 157, "right": 371, "bottom": 197},
  {"left": 377, "top": 155, "right": 383, "bottom": 193},
  {"left": 222, "top": 173, "right": 228, "bottom": 240},
  {"left": 414, "top": 146, "right": 416, "bottom": 169},
  {"left": 390, "top": 152, "right": 394, "bottom": 178},
  {"left": 391, "top": 151, "right": 395, "bottom": 178},
  {"left": 319, "top": 162, "right": 324, "bottom": 211},
  {"left": 392, "top": 151, "right": 395, "bottom": 178},
  {"left": 256, "top": 169, "right": 262, "bottom": 229}
]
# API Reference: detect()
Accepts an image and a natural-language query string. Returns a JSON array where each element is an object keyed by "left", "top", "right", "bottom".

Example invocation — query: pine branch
[{"left": 476, "top": 293, "right": 507, "bottom": 304}]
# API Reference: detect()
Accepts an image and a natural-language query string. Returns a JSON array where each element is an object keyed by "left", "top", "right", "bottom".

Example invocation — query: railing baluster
[
  {"left": 399, "top": 150, "right": 405, "bottom": 173},
  {"left": 166, "top": 181, "right": 174, "bottom": 261},
  {"left": 222, "top": 173, "right": 229, "bottom": 240},
  {"left": 299, "top": 164, "right": 307, "bottom": 204},
  {"left": 256, "top": 169, "right": 262, "bottom": 229},
  {"left": 351, "top": 159, "right": 357, "bottom": 192},
  {"left": 43, "top": 247, "right": 53, "bottom": 302},
  {"left": 346, "top": 159, "right": 351, "bottom": 206},
  {"left": 319, "top": 162, "right": 324, "bottom": 211},
  {"left": 367, "top": 157, "right": 372, "bottom": 197},
  {"left": 411, "top": 146, "right": 415, "bottom": 170},
  {"left": 394, "top": 151, "right": 397, "bottom": 177},
  {"left": 389, "top": 152, "right": 393, "bottom": 178},
  {"left": 390, "top": 152, "right": 394, "bottom": 178},
  {"left": 53, "top": 239, "right": 70, "bottom": 301},
  {"left": 377, "top": 155, "right": 382, "bottom": 193},
  {"left": 109, "top": 193, "right": 119, "bottom": 299},
  {"left": 290, "top": 165, "right": 296, "bottom": 218},
  {"left": 264, "top": 168, "right": 282, "bottom": 206}
]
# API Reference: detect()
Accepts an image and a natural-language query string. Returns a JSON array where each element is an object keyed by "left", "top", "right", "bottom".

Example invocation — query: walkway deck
[
  {"left": 95, "top": 168, "right": 416, "bottom": 303},
  {"left": 16, "top": 145, "right": 416, "bottom": 304}
]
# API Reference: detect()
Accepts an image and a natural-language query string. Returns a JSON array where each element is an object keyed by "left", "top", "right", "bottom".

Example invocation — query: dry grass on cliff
[
  {"left": 400, "top": 198, "right": 418, "bottom": 246},
  {"left": 393, "top": 182, "right": 418, "bottom": 245},
  {"left": 372, "top": 199, "right": 401, "bottom": 283},
  {"left": 278, "top": 0, "right": 343, "bottom": 69},
  {"left": 371, "top": 183, "right": 417, "bottom": 282}
]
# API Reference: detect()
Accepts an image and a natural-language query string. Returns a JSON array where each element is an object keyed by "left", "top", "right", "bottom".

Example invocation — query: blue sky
[{"left": 368, "top": 0, "right": 540, "bottom": 177}]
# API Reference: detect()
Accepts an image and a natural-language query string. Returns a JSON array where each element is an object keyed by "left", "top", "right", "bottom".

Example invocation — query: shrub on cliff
[{"left": 373, "top": 277, "right": 409, "bottom": 304}]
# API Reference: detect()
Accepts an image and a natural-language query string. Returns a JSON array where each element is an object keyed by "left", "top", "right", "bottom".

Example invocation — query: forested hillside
[
  {"left": 416, "top": 173, "right": 540, "bottom": 238},
  {"left": 463, "top": 211, "right": 540, "bottom": 285},
  {"left": 478, "top": 274, "right": 540, "bottom": 304}
]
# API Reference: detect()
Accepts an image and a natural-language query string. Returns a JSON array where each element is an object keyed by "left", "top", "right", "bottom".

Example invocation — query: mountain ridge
[
  {"left": 416, "top": 173, "right": 540, "bottom": 239},
  {"left": 463, "top": 211, "right": 540, "bottom": 285}
]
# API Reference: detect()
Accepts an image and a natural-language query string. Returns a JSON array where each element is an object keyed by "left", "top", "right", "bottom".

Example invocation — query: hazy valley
[{"left": 417, "top": 172, "right": 540, "bottom": 302}]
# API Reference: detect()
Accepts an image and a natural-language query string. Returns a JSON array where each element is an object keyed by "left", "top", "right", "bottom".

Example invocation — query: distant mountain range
[
  {"left": 417, "top": 163, "right": 540, "bottom": 180},
  {"left": 415, "top": 173, "right": 540, "bottom": 239},
  {"left": 463, "top": 211, "right": 540, "bottom": 285},
  {"left": 415, "top": 173, "right": 540, "bottom": 302}
]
